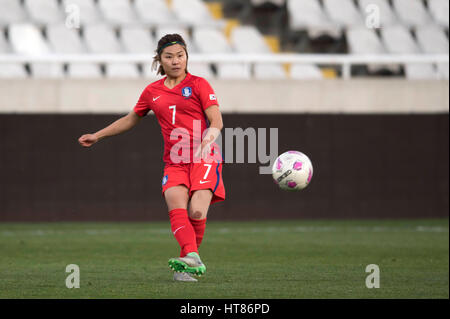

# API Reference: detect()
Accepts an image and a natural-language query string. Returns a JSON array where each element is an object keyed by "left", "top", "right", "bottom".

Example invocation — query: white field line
[{"left": 0, "top": 225, "right": 448, "bottom": 237}]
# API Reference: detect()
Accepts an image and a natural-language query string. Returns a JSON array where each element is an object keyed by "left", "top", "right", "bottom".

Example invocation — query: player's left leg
[{"left": 188, "top": 189, "right": 213, "bottom": 249}]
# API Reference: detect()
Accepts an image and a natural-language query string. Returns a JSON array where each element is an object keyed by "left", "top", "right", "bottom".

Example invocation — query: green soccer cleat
[{"left": 168, "top": 252, "right": 206, "bottom": 276}]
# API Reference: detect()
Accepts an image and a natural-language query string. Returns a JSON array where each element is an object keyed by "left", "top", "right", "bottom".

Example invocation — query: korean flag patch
[
  {"left": 209, "top": 94, "right": 217, "bottom": 101},
  {"left": 181, "top": 86, "right": 192, "bottom": 98}
]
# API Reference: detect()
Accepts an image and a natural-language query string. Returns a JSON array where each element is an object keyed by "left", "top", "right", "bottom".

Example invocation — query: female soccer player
[{"left": 78, "top": 34, "right": 225, "bottom": 282}]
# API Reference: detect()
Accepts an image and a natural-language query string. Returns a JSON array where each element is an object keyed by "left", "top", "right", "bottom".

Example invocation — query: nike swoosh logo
[
  {"left": 173, "top": 225, "right": 185, "bottom": 235},
  {"left": 153, "top": 96, "right": 161, "bottom": 102},
  {"left": 199, "top": 180, "right": 210, "bottom": 184}
]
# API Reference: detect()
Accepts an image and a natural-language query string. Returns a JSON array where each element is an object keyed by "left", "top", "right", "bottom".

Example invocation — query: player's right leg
[{"left": 163, "top": 173, "right": 206, "bottom": 278}]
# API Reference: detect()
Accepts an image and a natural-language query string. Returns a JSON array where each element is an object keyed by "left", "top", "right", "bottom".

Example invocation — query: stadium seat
[
  {"left": 254, "top": 63, "right": 287, "bottom": 79},
  {"left": 231, "top": 26, "right": 286, "bottom": 79},
  {"left": 404, "top": 64, "right": 439, "bottom": 80},
  {"left": 346, "top": 26, "right": 396, "bottom": 73},
  {"left": 0, "top": 0, "right": 28, "bottom": 25},
  {"left": 346, "top": 27, "right": 385, "bottom": 55},
  {"left": 47, "top": 24, "right": 86, "bottom": 53},
  {"left": 230, "top": 25, "right": 271, "bottom": 53},
  {"left": 415, "top": 24, "right": 449, "bottom": 54},
  {"left": 188, "top": 62, "right": 215, "bottom": 79},
  {"left": 106, "top": 63, "right": 140, "bottom": 78},
  {"left": 381, "top": 25, "right": 421, "bottom": 54},
  {"left": 287, "top": 0, "right": 341, "bottom": 39},
  {"left": 428, "top": 0, "right": 449, "bottom": 28},
  {"left": 0, "top": 63, "right": 28, "bottom": 78},
  {"left": 323, "top": 0, "right": 364, "bottom": 27},
  {"left": 98, "top": 0, "right": 138, "bottom": 25},
  {"left": 9, "top": 23, "right": 50, "bottom": 55},
  {"left": 120, "top": 26, "right": 155, "bottom": 53},
  {"left": 30, "top": 63, "right": 65, "bottom": 78},
  {"left": 0, "top": 28, "right": 28, "bottom": 78},
  {"left": 62, "top": 0, "right": 103, "bottom": 26},
  {"left": 357, "top": 0, "right": 399, "bottom": 27},
  {"left": 24, "top": 0, "right": 64, "bottom": 25},
  {"left": 171, "top": 0, "right": 216, "bottom": 26},
  {"left": 290, "top": 64, "right": 323, "bottom": 79},
  {"left": 392, "top": 0, "right": 431, "bottom": 27},
  {"left": 67, "top": 63, "right": 103, "bottom": 78},
  {"left": 382, "top": 25, "right": 437, "bottom": 79},
  {"left": 84, "top": 24, "right": 123, "bottom": 53},
  {"left": 193, "top": 27, "right": 251, "bottom": 79},
  {"left": 134, "top": 0, "right": 175, "bottom": 25},
  {"left": 216, "top": 63, "right": 252, "bottom": 79}
]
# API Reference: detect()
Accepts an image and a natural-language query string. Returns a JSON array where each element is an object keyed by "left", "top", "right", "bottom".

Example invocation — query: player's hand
[
  {"left": 195, "top": 140, "right": 213, "bottom": 162},
  {"left": 78, "top": 134, "right": 98, "bottom": 147}
]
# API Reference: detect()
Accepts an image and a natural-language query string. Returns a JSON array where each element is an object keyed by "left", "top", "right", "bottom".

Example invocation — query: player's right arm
[{"left": 78, "top": 110, "right": 142, "bottom": 147}]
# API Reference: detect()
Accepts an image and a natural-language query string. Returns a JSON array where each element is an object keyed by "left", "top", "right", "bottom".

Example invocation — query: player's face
[{"left": 160, "top": 44, "right": 187, "bottom": 79}]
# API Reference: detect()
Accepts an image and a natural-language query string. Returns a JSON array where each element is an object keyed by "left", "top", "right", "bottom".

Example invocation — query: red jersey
[{"left": 134, "top": 73, "right": 220, "bottom": 164}]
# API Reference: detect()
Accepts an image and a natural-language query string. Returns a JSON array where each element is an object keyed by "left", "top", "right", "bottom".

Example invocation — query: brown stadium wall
[{"left": 0, "top": 113, "right": 448, "bottom": 222}]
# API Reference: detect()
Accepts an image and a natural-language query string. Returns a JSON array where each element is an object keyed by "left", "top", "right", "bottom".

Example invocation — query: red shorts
[{"left": 161, "top": 160, "right": 225, "bottom": 204}]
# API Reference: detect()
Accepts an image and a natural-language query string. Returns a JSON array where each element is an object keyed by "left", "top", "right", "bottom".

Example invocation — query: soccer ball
[{"left": 272, "top": 151, "right": 313, "bottom": 191}]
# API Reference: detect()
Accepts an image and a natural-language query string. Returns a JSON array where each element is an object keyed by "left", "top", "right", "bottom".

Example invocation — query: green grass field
[{"left": 0, "top": 219, "right": 448, "bottom": 299}]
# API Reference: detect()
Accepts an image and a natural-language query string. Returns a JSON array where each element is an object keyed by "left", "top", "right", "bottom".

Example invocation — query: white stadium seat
[
  {"left": 381, "top": 25, "right": 421, "bottom": 54},
  {"left": 415, "top": 24, "right": 449, "bottom": 54},
  {"left": 357, "top": 0, "right": 399, "bottom": 27},
  {"left": 62, "top": 0, "right": 103, "bottom": 26},
  {"left": 30, "top": 63, "right": 64, "bottom": 78},
  {"left": 47, "top": 24, "right": 86, "bottom": 53},
  {"left": 0, "top": 28, "right": 27, "bottom": 78},
  {"left": 24, "top": 0, "right": 64, "bottom": 25},
  {"left": 171, "top": 0, "right": 215, "bottom": 27},
  {"left": 254, "top": 63, "right": 287, "bottom": 79},
  {"left": 382, "top": 25, "right": 438, "bottom": 79},
  {"left": 9, "top": 23, "right": 50, "bottom": 54},
  {"left": 67, "top": 63, "right": 102, "bottom": 78},
  {"left": 193, "top": 27, "right": 250, "bottom": 79},
  {"left": 230, "top": 26, "right": 271, "bottom": 54},
  {"left": 120, "top": 26, "right": 155, "bottom": 53},
  {"left": 290, "top": 64, "right": 323, "bottom": 79},
  {"left": 134, "top": 0, "right": 175, "bottom": 25},
  {"left": 0, "top": 0, "right": 28, "bottom": 25},
  {"left": 231, "top": 26, "right": 286, "bottom": 79},
  {"left": 287, "top": 0, "right": 341, "bottom": 38},
  {"left": 193, "top": 28, "right": 232, "bottom": 54},
  {"left": 392, "top": 0, "right": 431, "bottom": 27},
  {"left": 84, "top": 24, "right": 122, "bottom": 53},
  {"left": 0, "top": 63, "right": 28, "bottom": 78},
  {"left": 346, "top": 27, "right": 385, "bottom": 54},
  {"left": 98, "top": 0, "right": 138, "bottom": 25},
  {"left": 106, "top": 63, "right": 141, "bottom": 78},
  {"left": 347, "top": 26, "right": 396, "bottom": 73},
  {"left": 188, "top": 62, "right": 215, "bottom": 79},
  {"left": 323, "top": 0, "right": 364, "bottom": 27},
  {"left": 428, "top": 0, "right": 449, "bottom": 28}
]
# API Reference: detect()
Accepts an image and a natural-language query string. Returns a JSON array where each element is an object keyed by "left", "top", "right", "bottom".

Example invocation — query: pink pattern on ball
[
  {"left": 288, "top": 151, "right": 301, "bottom": 155},
  {"left": 293, "top": 161, "right": 303, "bottom": 171},
  {"left": 287, "top": 181, "right": 297, "bottom": 188},
  {"left": 307, "top": 169, "right": 313, "bottom": 183},
  {"left": 276, "top": 158, "right": 282, "bottom": 170}
]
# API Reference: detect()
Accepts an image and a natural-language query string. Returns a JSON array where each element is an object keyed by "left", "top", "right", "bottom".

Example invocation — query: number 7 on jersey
[{"left": 169, "top": 105, "right": 176, "bottom": 124}]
